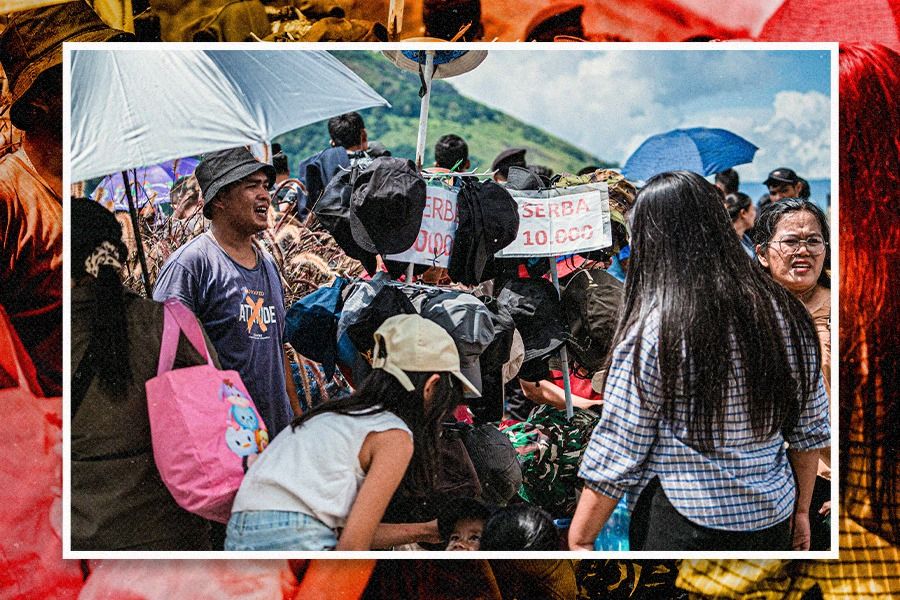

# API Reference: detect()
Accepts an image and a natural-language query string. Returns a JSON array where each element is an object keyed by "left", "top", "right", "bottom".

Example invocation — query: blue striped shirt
[{"left": 578, "top": 311, "right": 830, "bottom": 531}]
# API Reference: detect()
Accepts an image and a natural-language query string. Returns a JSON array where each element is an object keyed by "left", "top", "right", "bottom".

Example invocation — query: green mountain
[{"left": 273, "top": 51, "right": 614, "bottom": 175}]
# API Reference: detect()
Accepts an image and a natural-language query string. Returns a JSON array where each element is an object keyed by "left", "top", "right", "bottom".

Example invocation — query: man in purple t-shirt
[{"left": 154, "top": 147, "right": 296, "bottom": 435}]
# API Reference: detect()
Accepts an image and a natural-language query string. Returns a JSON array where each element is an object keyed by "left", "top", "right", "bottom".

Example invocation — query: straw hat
[{"left": 381, "top": 47, "right": 487, "bottom": 79}]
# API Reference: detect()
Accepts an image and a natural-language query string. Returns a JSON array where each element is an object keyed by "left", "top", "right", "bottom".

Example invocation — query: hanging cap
[{"left": 372, "top": 314, "right": 479, "bottom": 396}]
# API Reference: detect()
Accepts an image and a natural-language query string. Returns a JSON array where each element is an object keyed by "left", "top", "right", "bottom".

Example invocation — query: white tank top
[{"left": 231, "top": 410, "right": 412, "bottom": 529}]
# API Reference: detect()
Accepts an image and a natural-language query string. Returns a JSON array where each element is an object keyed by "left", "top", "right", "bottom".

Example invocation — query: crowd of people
[
  {"left": 65, "top": 95, "right": 836, "bottom": 557},
  {"left": 0, "top": 1, "right": 898, "bottom": 599}
]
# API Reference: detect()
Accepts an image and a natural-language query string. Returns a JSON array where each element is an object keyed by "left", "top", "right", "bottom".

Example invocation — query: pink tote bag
[
  {"left": 0, "top": 307, "right": 83, "bottom": 598},
  {"left": 147, "top": 299, "right": 268, "bottom": 523}
]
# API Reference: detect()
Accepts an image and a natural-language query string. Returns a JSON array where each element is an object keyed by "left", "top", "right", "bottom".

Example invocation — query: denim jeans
[{"left": 225, "top": 510, "right": 337, "bottom": 551}]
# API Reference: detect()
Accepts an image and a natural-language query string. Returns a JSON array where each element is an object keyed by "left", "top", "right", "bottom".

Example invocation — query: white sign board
[
  {"left": 496, "top": 183, "right": 612, "bottom": 258},
  {"left": 386, "top": 185, "right": 458, "bottom": 268}
]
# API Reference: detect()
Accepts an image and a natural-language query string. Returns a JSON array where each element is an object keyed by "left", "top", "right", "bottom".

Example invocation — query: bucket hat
[
  {"left": 448, "top": 179, "right": 519, "bottom": 285},
  {"left": 421, "top": 291, "right": 496, "bottom": 397},
  {"left": 0, "top": 4, "right": 134, "bottom": 130},
  {"left": 460, "top": 424, "right": 523, "bottom": 506},
  {"left": 491, "top": 148, "right": 527, "bottom": 174},
  {"left": 195, "top": 147, "right": 275, "bottom": 218},
  {"left": 312, "top": 164, "right": 378, "bottom": 274},
  {"left": 284, "top": 278, "right": 347, "bottom": 379},
  {"left": 349, "top": 157, "right": 427, "bottom": 256},
  {"left": 345, "top": 286, "right": 417, "bottom": 356}
]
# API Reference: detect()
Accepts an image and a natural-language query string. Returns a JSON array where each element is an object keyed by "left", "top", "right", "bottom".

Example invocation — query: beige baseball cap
[{"left": 372, "top": 314, "right": 479, "bottom": 396}]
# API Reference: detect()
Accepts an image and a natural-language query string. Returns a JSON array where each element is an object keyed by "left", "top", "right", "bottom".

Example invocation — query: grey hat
[
  {"left": 336, "top": 272, "right": 391, "bottom": 341},
  {"left": 421, "top": 291, "right": 496, "bottom": 397},
  {"left": 196, "top": 147, "right": 275, "bottom": 218}
]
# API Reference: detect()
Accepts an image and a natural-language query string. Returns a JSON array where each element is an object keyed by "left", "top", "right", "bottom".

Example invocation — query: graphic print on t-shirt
[{"left": 239, "top": 287, "right": 278, "bottom": 340}]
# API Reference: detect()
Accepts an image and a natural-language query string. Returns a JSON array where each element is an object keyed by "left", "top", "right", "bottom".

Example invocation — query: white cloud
[
  {"left": 751, "top": 91, "right": 831, "bottom": 180},
  {"left": 449, "top": 51, "right": 831, "bottom": 181}
]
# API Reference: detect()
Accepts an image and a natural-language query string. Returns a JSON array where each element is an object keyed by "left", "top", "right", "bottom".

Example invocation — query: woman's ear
[
  {"left": 756, "top": 245, "right": 769, "bottom": 267},
  {"left": 422, "top": 373, "right": 441, "bottom": 403}
]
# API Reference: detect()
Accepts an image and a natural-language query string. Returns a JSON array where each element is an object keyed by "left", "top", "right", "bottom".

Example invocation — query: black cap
[
  {"left": 349, "top": 157, "right": 427, "bottom": 255},
  {"left": 764, "top": 167, "right": 800, "bottom": 187},
  {"left": 497, "top": 278, "right": 566, "bottom": 362},
  {"left": 491, "top": 148, "right": 527, "bottom": 172}
]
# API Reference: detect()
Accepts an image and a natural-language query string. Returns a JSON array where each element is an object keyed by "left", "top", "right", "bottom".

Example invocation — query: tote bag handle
[
  {"left": 157, "top": 299, "right": 215, "bottom": 377},
  {"left": 0, "top": 307, "right": 41, "bottom": 395}
]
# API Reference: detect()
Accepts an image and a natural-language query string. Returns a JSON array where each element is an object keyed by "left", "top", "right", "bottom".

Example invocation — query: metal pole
[
  {"left": 414, "top": 50, "right": 434, "bottom": 172},
  {"left": 121, "top": 170, "right": 153, "bottom": 297},
  {"left": 388, "top": 0, "right": 404, "bottom": 40},
  {"left": 549, "top": 258, "right": 574, "bottom": 419},
  {"left": 407, "top": 50, "right": 435, "bottom": 282}
]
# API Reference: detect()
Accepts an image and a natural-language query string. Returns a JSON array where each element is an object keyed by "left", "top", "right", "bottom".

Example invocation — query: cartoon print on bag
[{"left": 221, "top": 380, "right": 268, "bottom": 470}]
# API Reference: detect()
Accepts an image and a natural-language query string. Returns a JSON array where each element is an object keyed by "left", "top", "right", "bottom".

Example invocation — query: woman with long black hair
[
  {"left": 568, "top": 170, "right": 829, "bottom": 551},
  {"left": 227, "top": 314, "right": 475, "bottom": 551},
  {"left": 71, "top": 198, "right": 217, "bottom": 550}
]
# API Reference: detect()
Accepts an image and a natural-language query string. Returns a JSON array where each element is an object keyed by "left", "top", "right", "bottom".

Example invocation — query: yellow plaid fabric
[
  {"left": 678, "top": 515, "right": 899, "bottom": 599},
  {"left": 678, "top": 372, "right": 898, "bottom": 599}
]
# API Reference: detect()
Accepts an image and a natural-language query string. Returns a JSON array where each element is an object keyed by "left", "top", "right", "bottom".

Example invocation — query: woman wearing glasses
[
  {"left": 753, "top": 198, "right": 833, "bottom": 550},
  {"left": 754, "top": 199, "right": 831, "bottom": 396},
  {"left": 569, "top": 171, "right": 829, "bottom": 552}
]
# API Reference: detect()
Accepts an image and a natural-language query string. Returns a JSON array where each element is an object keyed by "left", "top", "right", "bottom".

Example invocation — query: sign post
[{"left": 497, "top": 183, "right": 612, "bottom": 418}]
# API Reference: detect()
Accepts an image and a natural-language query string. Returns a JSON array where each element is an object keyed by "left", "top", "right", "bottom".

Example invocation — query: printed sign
[
  {"left": 496, "top": 183, "right": 612, "bottom": 258},
  {"left": 386, "top": 185, "right": 458, "bottom": 268}
]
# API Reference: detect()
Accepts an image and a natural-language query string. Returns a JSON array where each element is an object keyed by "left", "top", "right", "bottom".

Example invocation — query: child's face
[{"left": 446, "top": 518, "right": 483, "bottom": 551}]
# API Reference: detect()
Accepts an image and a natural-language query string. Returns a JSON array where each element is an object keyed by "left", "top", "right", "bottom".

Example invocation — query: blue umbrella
[{"left": 622, "top": 127, "right": 758, "bottom": 182}]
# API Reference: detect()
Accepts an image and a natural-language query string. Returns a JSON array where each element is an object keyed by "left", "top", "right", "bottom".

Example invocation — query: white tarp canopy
[{"left": 70, "top": 47, "right": 390, "bottom": 181}]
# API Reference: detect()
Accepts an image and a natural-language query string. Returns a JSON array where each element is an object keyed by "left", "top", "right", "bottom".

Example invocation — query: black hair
[
  {"left": 328, "top": 112, "right": 365, "bottom": 149},
  {"left": 715, "top": 168, "right": 740, "bottom": 195},
  {"left": 437, "top": 496, "right": 492, "bottom": 541},
  {"left": 839, "top": 44, "right": 900, "bottom": 541},
  {"left": 479, "top": 504, "right": 559, "bottom": 551},
  {"left": 723, "top": 191, "right": 753, "bottom": 222},
  {"left": 616, "top": 171, "right": 820, "bottom": 452},
  {"left": 292, "top": 368, "right": 462, "bottom": 496},
  {"left": 797, "top": 178, "right": 811, "bottom": 199},
  {"left": 529, "top": 164, "right": 554, "bottom": 181},
  {"left": 423, "top": 0, "right": 483, "bottom": 41},
  {"left": 272, "top": 152, "right": 289, "bottom": 175},
  {"left": 577, "top": 165, "right": 600, "bottom": 176},
  {"left": 434, "top": 134, "right": 469, "bottom": 171},
  {"left": 752, "top": 198, "right": 830, "bottom": 289},
  {"left": 71, "top": 198, "right": 131, "bottom": 396}
]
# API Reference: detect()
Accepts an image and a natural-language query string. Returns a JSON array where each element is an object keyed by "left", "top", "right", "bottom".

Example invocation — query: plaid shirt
[
  {"left": 579, "top": 312, "right": 830, "bottom": 531},
  {"left": 677, "top": 348, "right": 899, "bottom": 599}
]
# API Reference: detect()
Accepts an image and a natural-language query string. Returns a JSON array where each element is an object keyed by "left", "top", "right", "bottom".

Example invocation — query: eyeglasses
[{"left": 769, "top": 236, "right": 827, "bottom": 255}]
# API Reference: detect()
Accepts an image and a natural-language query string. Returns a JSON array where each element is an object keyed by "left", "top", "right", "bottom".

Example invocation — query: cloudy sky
[{"left": 449, "top": 49, "right": 832, "bottom": 183}]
